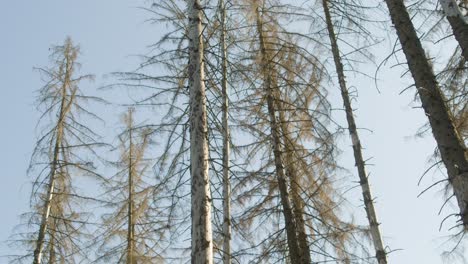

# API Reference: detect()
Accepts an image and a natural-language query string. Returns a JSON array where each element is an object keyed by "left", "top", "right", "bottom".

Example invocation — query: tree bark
[
  {"left": 440, "top": 0, "right": 468, "bottom": 61},
  {"left": 255, "top": 5, "right": 302, "bottom": 263},
  {"left": 385, "top": 0, "right": 468, "bottom": 226},
  {"left": 321, "top": 0, "right": 388, "bottom": 263},
  {"left": 188, "top": 0, "right": 213, "bottom": 263},
  {"left": 126, "top": 109, "right": 136, "bottom": 264},
  {"left": 219, "top": 0, "right": 232, "bottom": 263},
  {"left": 47, "top": 219, "right": 57, "bottom": 264}
]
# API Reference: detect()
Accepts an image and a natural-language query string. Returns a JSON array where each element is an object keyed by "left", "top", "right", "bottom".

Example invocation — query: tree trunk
[
  {"left": 321, "top": 0, "right": 388, "bottom": 263},
  {"left": 33, "top": 56, "right": 72, "bottom": 264},
  {"left": 385, "top": 0, "right": 468, "bottom": 226},
  {"left": 127, "top": 109, "right": 136, "bottom": 264},
  {"left": 188, "top": 1, "right": 213, "bottom": 263},
  {"left": 255, "top": 5, "right": 302, "bottom": 263},
  {"left": 440, "top": 0, "right": 468, "bottom": 61},
  {"left": 48, "top": 219, "right": 57, "bottom": 264},
  {"left": 219, "top": 0, "right": 232, "bottom": 263},
  {"left": 278, "top": 110, "right": 312, "bottom": 264}
]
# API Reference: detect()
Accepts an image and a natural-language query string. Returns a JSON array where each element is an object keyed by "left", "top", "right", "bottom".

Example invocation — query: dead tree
[
  {"left": 9, "top": 37, "right": 105, "bottom": 264},
  {"left": 321, "top": 0, "right": 388, "bottom": 262}
]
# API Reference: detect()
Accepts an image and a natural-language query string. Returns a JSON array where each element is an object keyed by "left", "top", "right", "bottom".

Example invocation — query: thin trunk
[
  {"left": 48, "top": 219, "right": 56, "bottom": 264},
  {"left": 384, "top": 0, "right": 468, "bottom": 226},
  {"left": 33, "top": 56, "right": 72, "bottom": 264},
  {"left": 127, "top": 109, "right": 135, "bottom": 264},
  {"left": 278, "top": 110, "right": 312, "bottom": 264},
  {"left": 321, "top": 0, "right": 388, "bottom": 263},
  {"left": 440, "top": 0, "right": 468, "bottom": 61},
  {"left": 255, "top": 5, "right": 302, "bottom": 263},
  {"left": 188, "top": 0, "right": 213, "bottom": 263},
  {"left": 219, "top": 0, "right": 232, "bottom": 263}
]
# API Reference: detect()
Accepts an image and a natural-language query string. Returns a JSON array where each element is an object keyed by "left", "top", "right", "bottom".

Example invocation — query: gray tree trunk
[
  {"left": 126, "top": 109, "right": 136, "bottom": 264},
  {"left": 219, "top": 0, "right": 232, "bottom": 263},
  {"left": 385, "top": 0, "right": 468, "bottom": 226},
  {"left": 188, "top": 0, "right": 213, "bottom": 263},
  {"left": 321, "top": 0, "right": 388, "bottom": 263},
  {"left": 48, "top": 219, "right": 57, "bottom": 264}
]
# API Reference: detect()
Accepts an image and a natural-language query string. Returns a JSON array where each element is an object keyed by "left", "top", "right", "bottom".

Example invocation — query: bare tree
[
  {"left": 320, "top": 0, "right": 388, "bottom": 262},
  {"left": 187, "top": 1, "right": 214, "bottom": 263},
  {"left": 94, "top": 108, "right": 165, "bottom": 263},
  {"left": 111, "top": 0, "right": 227, "bottom": 261},
  {"left": 218, "top": 0, "right": 232, "bottom": 263},
  {"left": 253, "top": 2, "right": 302, "bottom": 262},
  {"left": 9, "top": 37, "right": 105, "bottom": 264}
]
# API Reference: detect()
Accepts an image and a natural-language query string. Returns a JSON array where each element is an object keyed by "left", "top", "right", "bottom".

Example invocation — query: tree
[
  {"left": 94, "top": 108, "right": 164, "bottom": 263},
  {"left": 384, "top": 0, "right": 468, "bottom": 227},
  {"left": 9, "top": 37, "right": 104, "bottom": 264},
  {"left": 112, "top": 1, "right": 226, "bottom": 261},
  {"left": 321, "top": 0, "right": 388, "bottom": 262},
  {"left": 218, "top": 0, "right": 232, "bottom": 263},
  {"left": 254, "top": 3, "right": 302, "bottom": 262},
  {"left": 187, "top": 0, "right": 214, "bottom": 263}
]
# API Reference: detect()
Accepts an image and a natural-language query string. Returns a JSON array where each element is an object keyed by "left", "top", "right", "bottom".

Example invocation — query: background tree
[
  {"left": 94, "top": 108, "right": 165, "bottom": 263},
  {"left": 9, "top": 37, "right": 105, "bottom": 264},
  {"left": 217, "top": 0, "right": 233, "bottom": 262}
]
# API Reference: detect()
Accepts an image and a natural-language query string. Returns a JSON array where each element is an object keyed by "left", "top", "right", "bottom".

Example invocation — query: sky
[{"left": 0, "top": 1, "right": 465, "bottom": 263}]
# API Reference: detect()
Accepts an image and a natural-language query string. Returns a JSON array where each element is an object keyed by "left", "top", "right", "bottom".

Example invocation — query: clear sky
[{"left": 0, "top": 1, "right": 465, "bottom": 264}]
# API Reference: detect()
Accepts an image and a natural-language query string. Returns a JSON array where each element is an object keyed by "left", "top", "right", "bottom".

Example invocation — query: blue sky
[{"left": 0, "top": 1, "right": 465, "bottom": 263}]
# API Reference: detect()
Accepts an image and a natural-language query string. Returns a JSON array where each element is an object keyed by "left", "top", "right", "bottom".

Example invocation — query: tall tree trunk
[
  {"left": 33, "top": 57, "right": 72, "bottom": 264},
  {"left": 219, "top": 0, "right": 232, "bottom": 263},
  {"left": 440, "top": 0, "right": 468, "bottom": 61},
  {"left": 385, "top": 0, "right": 468, "bottom": 226},
  {"left": 188, "top": 1, "right": 213, "bottom": 263},
  {"left": 255, "top": 5, "right": 302, "bottom": 263},
  {"left": 321, "top": 0, "right": 388, "bottom": 263},
  {"left": 127, "top": 109, "right": 135, "bottom": 264},
  {"left": 278, "top": 109, "right": 312, "bottom": 264}
]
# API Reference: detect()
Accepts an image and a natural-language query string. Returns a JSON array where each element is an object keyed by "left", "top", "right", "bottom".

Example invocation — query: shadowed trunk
[
  {"left": 385, "top": 0, "right": 468, "bottom": 226},
  {"left": 255, "top": 4, "right": 302, "bottom": 263},
  {"left": 441, "top": 0, "right": 468, "bottom": 61}
]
